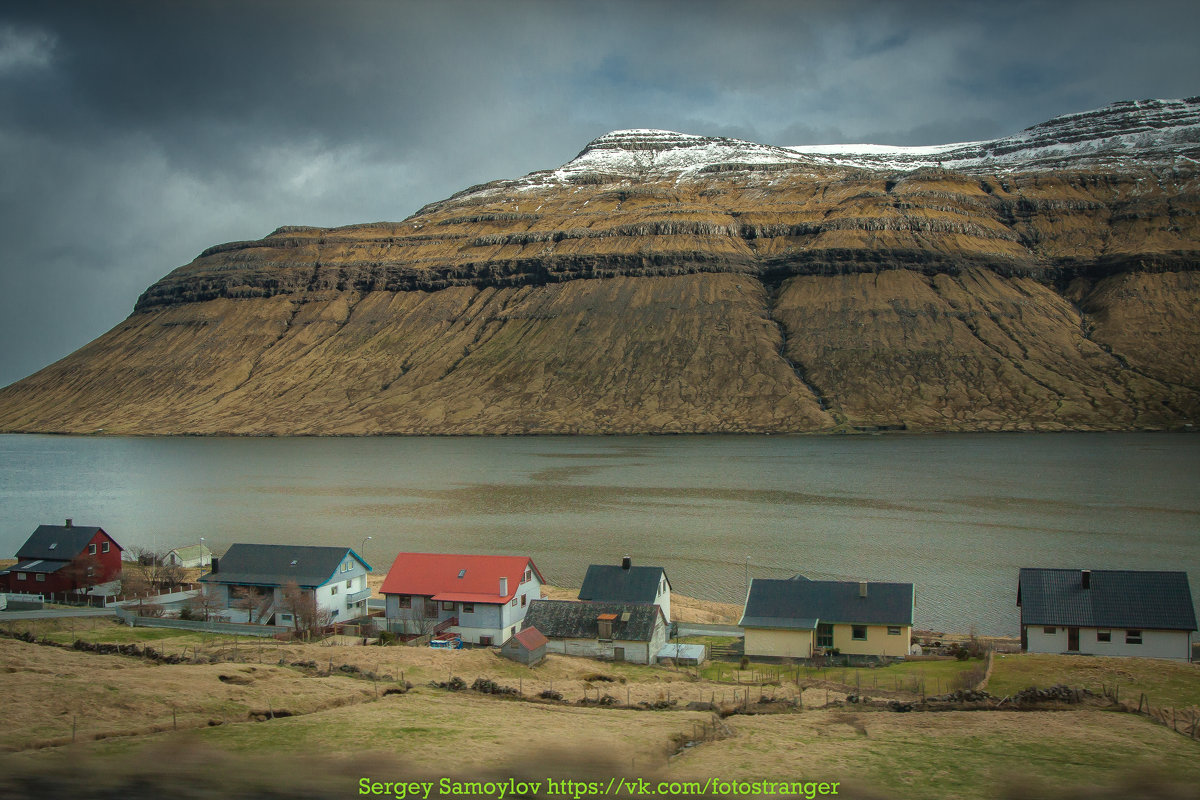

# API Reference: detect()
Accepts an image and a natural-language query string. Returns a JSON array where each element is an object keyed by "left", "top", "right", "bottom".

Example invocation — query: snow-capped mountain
[{"left": 500, "top": 97, "right": 1200, "bottom": 190}]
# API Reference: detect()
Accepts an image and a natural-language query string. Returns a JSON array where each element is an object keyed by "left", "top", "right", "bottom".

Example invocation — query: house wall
[
  {"left": 316, "top": 558, "right": 370, "bottom": 622},
  {"left": 544, "top": 636, "right": 658, "bottom": 664},
  {"left": 656, "top": 577, "right": 672, "bottom": 624},
  {"left": 744, "top": 627, "right": 814, "bottom": 659},
  {"left": 831, "top": 623, "right": 911, "bottom": 658},
  {"left": 1024, "top": 625, "right": 1191, "bottom": 660}
]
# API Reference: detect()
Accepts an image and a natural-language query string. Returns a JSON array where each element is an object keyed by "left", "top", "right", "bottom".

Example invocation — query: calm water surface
[{"left": 2, "top": 433, "right": 1197, "bottom": 635}]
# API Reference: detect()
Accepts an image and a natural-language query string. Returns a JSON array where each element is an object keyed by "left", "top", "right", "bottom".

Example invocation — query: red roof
[
  {"left": 512, "top": 626, "right": 549, "bottom": 650},
  {"left": 380, "top": 552, "right": 544, "bottom": 603}
]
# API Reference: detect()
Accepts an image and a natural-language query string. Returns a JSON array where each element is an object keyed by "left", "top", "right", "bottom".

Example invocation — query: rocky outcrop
[{"left": 0, "top": 98, "right": 1198, "bottom": 435}]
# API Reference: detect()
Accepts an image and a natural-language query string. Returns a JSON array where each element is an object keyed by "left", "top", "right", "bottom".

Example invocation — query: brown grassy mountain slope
[{"left": 1, "top": 128, "right": 1198, "bottom": 433}]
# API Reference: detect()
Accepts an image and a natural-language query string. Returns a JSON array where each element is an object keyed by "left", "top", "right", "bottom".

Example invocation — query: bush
[{"left": 739, "top": 655, "right": 750, "bottom": 670}]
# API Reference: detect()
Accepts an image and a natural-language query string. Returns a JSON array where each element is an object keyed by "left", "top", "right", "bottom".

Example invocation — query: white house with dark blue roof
[
  {"left": 1018, "top": 568, "right": 1196, "bottom": 660},
  {"left": 739, "top": 575, "right": 914, "bottom": 659},
  {"left": 199, "top": 544, "right": 371, "bottom": 626},
  {"left": 578, "top": 557, "right": 671, "bottom": 623}
]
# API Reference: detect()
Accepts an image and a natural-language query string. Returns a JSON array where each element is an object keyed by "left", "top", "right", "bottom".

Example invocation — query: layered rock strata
[{"left": 1, "top": 99, "right": 1198, "bottom": 434}]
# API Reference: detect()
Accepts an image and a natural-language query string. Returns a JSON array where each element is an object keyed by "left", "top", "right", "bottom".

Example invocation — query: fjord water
[{"left": 1, "top": 433, "right": 1196, "bottom": 635}]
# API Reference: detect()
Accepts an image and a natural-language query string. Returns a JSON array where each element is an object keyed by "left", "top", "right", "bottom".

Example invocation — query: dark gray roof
[
  {"left": 199, "top": 544, "right": 370, "bottom": 589},
  {"left": 522, "top": 599, "right": 665, "bottom": 642},
  {"left": 1018, "top": 568, "right": 1197, "bottom": 631},
  {"left": 10, "top": 559, "right": 68, "bottom": 574},
  {"left": 578, "top": 564, "right": 669, "bottom": 604},
  {"left": 739, "top": 577, "right": 914, "bottom": 629},
  {"left": 15, "top": 524, "right": 108, "bottom": 561}
]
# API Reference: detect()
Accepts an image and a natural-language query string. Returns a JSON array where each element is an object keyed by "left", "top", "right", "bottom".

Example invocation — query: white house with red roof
[{"left": 380, "top": 553, "right": 544, "bottom": 645}]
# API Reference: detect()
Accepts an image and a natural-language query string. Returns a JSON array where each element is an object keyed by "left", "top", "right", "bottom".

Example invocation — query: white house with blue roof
[
  {"left": 1018, "top": 568, "right": 1196, "bottom": 661},
  {"left": 198, "top": 544, "right": 372, "bottom": 626}
]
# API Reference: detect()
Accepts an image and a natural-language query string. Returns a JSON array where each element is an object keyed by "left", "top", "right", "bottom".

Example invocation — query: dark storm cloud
[{"left": 1, "top": 0, "right": 1198, "bottom": 386}]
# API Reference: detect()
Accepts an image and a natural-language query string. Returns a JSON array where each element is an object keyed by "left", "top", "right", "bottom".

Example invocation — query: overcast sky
[{"left": 1, "top": 0, "right": 1198, "bottom": 387}]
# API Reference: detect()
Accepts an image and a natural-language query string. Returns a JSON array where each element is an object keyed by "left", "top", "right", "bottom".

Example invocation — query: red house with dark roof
[
  {"left": 380, "top": 553, "right": 544, "bottom": 645},
  {"left": 0, "top": 520, "right": 123, "bottom": 598}
]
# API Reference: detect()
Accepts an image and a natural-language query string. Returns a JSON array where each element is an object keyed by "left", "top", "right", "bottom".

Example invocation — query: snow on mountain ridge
[{"left": 464, "top": 98, "right": 1200, "bottom": 202}]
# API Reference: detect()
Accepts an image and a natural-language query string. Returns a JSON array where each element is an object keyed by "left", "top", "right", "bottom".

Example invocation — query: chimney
[
  {"left": 621, "top": 555, "right": 632, "bottom": 571},
  {"left": 499, "top": 576, "right": 508, "bottom": 597},
  {"left": 65, "top": 518, "right": 73, "bottom": 528},
  {"left": 211, "top": 557, "right": 219, "bottom": 574},
  {"left": 858, "top": 581, "right": 868, "bottom": 598},
  {"left": 1081, "top": 569, "right": 1091, "bottom": 589}
]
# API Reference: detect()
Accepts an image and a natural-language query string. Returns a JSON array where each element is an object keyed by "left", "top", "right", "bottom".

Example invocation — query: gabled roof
[
  {"left": 380, "top": 553, "right": 543, "bottom": 604},
  {"left": 168, "top": 544, "right": 212, "bottom": 560},
  {"left": 1018, "top": 568, "right": 1197, "bottom": 631},
  {"left": 578, "top": 564, "right": 669, "bottom": 604},
  {"left": 509, "top": 626, "right": 549, "bottom": 651},
  {"left": 739, "top": 577, "right": 914, "bottom": 629},
  {"left": 522, "top": 599, "right": 665, "bottom": 642},
  {"left": 199, "top": 544, "right": 370, "bottom": 589},
  {"left": 15, "top": 524, "right": 116, "bottom": 562}
]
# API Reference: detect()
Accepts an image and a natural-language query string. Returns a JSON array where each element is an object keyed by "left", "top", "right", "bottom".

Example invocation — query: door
[
  {"left": 1067, "top": 627, "right": 1079, "bottom": 652},
  {"left": 613, "top": 647, "right": 625, "bottom": 662}
]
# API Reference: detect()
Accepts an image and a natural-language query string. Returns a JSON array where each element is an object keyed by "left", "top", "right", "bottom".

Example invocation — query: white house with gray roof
[
  {"left": 578, "top": 557, "right": 671, "bottom": 623},
  {"left": 198, "top": 544, "right": 371, "bottom": 626},
  {"left": 1018, "top": 568, "right": 1196, "bottom": 661},
  {"left": 522, "top": 599, "right": 669, "bottom": 664}
]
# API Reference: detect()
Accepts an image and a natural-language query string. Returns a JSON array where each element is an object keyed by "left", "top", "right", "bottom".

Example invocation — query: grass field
[
  {"left": 698, "top": 656, "right": 984, "bottom": 696},
  {"left": 987, "top": 652, "right": 1200, "bottom": 710},
  {"left": 2, "top": 617, "right": 1199, "bottom": 798}
]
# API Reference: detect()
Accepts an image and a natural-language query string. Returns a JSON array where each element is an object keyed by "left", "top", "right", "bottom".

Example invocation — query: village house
[
  {"left": 380, "top": 553, "right": 544, "bottom": 645},
  {"left": 521, "top": 599, "right": 669, "bottom": 664},
  {"left": 578, "top": 556, "right": 672, "bottom": 623},
  {"left": 197, "top": 544, "right": 371, "bottom": 625},
  {"left": 739, "top": 575, "right": 914, "bottom": 660},
  {"left": 0, "top": 520, "right": 123, "bottom": 599},
  {"left": 165, "top": 543, "right": 212, "bottom": 569},
  {"left": 1017, "top": 568, "right": 1196, "bottom": 661}
]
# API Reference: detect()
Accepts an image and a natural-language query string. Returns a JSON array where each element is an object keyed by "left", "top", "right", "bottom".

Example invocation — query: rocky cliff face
[{"left": 1, "top": 98, "right": 1198, "bottom": 434}]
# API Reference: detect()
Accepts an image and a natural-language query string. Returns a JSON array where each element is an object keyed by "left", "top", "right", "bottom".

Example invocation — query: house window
[
  {"left": 851, "top": 625, "right": 867, "bottom": 641},
  {"left": 280, "top": 613, "right": 293, "bottom": 622},
  {"left": 1043, "top": 627, "right": 1056, "bottom": 635},
  {"left": 462, "top": 603, "right": 474, "bottom": 614},
  {"left": 480, "top": 636, "right": 493, "bottom": 646},
  {"left": 1097, "top": 630, "right": 1111, "bottom": 643},
  {"left": 816, "top": 623, "right": 833, "bottom": 648},
  {"left": 102, "top": 542, "right": 110, "bottom": 553},
  {"left": 397, "top": 595, "right": 411, "bottom": 608},
  {"left": 524, "top": 569, "right": 532, "bottom": 583},
  {"left": 521, "top": 594, "right": 527, "bottom": 607},
  {"left": 330, "top": 585, "right": 338, "bottom": 595},
  {"left": 458, "top": 569, "right": 467, "bottom": 579},
  {"left": 441, "top": 601, "right": 455, "bottom": 611},
  {"left": 597, "top": 620, "right": 613, "bottom": 640},
  {"left": 16, "top": 572, "right": 26, "bottom": 581},
  {"left": 89, "top": 544, "right": 97, "bottom": 555},
  {"left": 887, "top": 626, "right": 902, "bottom": 636},
  {"left": 1126, "top": 630, "right": 1142, "bottom": 645},
  {"left": 332, "top": 609, "right": 338, "bottom": 617},
  {"left": 511, "top": 598, "right": 517, "bottom": 607},
  {"left": 346, "top": 579, "right": 353, "bottom": 588},
  {"left": 87, "top": 566, "right": 94, "bottom": 577},
  {"left": 36, "top": 574, "right": 45, "bottom": 582}
]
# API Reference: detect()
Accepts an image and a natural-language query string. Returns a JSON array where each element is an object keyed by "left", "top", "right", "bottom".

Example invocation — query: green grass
[
  {"left": 988, "top": 652, "right": 1200, "bottom": 709},
  {"left": 699, "top": 657, "right": 982, "bottom": 695},
  {"left": 1, "top": 617, "right": 285, "bottom": 651}
]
